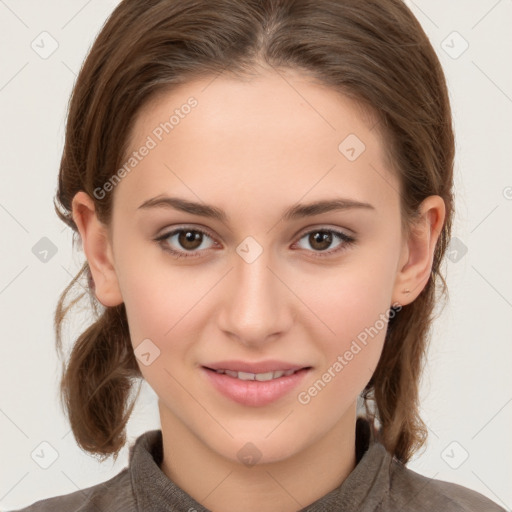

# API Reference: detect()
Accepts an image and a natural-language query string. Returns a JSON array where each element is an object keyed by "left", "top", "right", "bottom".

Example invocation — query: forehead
[
  {"left": 115, "top": 69, "right": 399, "bottom": 216},
  {"left": 128, "top": 68, "right": 380, "bottom": 152}
]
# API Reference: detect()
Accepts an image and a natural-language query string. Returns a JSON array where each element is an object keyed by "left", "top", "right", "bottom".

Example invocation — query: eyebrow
[{"left": 137, "top": 195, "right": 375, "bottom": 223}]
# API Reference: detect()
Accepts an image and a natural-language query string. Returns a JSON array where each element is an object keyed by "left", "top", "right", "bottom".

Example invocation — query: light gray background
[{"left": 1, "top": 0, "right": 511, "bottom": 510}]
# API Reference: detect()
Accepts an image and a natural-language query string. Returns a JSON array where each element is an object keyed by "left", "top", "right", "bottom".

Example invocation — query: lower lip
[{"left": 201, "top": 367, "right": 311, "bottom": 407}]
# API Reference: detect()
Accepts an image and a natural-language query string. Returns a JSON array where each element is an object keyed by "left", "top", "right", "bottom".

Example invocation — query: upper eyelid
[{"left": 157, "top": 223, "right": 353, "bottom": 240}]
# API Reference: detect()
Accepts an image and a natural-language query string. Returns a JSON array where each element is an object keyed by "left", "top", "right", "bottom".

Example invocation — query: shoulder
[
  {"left": 385, "top": 457, "right": 507, "bottom": 512},
  {"left": 7, "top": 468, "right": 136, "bottom": 512}
]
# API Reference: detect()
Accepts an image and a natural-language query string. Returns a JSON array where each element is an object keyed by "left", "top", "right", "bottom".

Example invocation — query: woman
[{"left": 12, "top": 0, "right": 506, "bottom": 510}]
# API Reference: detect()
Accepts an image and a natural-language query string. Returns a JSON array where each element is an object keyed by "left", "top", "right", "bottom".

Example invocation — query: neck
[{"left": 158, "top": 402, "right": 357, "bottom": 512}]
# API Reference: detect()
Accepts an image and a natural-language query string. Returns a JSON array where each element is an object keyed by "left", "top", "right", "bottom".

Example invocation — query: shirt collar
[{"left": 130, "top": 418, "right": 391, "bottom": 512}]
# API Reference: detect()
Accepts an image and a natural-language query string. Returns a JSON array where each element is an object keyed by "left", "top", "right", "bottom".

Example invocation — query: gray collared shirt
[{"left": 10, "top": 418, "right": 506, "bottom": 511}]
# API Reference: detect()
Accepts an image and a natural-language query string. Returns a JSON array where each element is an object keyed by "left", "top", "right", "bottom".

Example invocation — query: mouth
[
  {"left": 201, "top": 362, "right": 313, "bottom": 407},
  {"left": 203, "top": 366, "right": 309, "bottom": 381}
]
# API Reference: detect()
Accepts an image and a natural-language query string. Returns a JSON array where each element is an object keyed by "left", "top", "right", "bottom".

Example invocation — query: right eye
[{"left": 155, "top": 226, "right": 217, "bottom": 259}]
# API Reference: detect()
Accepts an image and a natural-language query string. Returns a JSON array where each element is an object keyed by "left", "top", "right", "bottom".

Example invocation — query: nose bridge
[{"left": 217, "top": 241, "right": 291, "bottom": 346}]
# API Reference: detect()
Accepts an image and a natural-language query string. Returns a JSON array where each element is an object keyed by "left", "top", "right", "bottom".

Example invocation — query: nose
[{"left": 216, "top": 246, "right": 294, "bottom": 348}]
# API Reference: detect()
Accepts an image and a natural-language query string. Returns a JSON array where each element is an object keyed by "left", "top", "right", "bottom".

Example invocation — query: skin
[{"left": 72, "top": 66, "right": 445, "bottom": 511}]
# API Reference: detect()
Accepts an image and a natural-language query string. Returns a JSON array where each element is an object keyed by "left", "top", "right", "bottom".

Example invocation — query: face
[{"left": 102, "top": 68, "right": 408, "bottom": 464}]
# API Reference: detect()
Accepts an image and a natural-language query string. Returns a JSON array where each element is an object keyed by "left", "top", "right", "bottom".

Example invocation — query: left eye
[
  {"left": 294, "top": 229, "right": 355, "bottom": 256},
  {"left": 155, "top": 227, "right": 356, "bottom": 259}
]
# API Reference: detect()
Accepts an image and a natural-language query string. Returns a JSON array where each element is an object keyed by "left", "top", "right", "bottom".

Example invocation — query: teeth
[
  {"left": 214, "top": 369, "right": 299, "bottom": 381},
  {"left": 256, "top": 371, "right": 282, "bottom": 381}
]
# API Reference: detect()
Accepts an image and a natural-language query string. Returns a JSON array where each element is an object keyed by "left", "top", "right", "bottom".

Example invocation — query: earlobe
[
  {"left": 71, "top": 191, "right": 123, "bottom": 307},
  {"left": 392, "top": 195, "right": 446, "bottom": 306}
]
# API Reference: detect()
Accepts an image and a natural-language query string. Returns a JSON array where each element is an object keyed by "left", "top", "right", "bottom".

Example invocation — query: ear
[
  {"left": 391, "top": 195, "right": 446, "bottom": 307},
  {"left": 71, "top": 191, "right": 123, "bottom": 307}
]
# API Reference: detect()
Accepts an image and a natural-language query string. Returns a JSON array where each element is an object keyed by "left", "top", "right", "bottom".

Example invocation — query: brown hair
[{"left": 54, "top": 0, "right": 454, "bottom": 464}]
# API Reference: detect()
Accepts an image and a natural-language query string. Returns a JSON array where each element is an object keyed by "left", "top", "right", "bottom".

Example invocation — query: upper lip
[{"left": 203, "top": 360, "right": 310, "bottom": 374}]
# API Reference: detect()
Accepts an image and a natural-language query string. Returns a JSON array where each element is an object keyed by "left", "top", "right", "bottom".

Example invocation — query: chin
[{"left": 211, "top": 430, "right": 310, "bottom": 467}]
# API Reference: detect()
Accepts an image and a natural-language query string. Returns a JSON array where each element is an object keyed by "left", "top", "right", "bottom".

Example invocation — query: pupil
[
  {"left": 180, "top": 230, "right": 202, "bottom": 249},
  {"left": 312, "top": 231, "right": 331, "bottom": 250}
]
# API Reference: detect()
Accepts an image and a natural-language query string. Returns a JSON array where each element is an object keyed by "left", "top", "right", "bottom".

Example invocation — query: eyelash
[{"left": 155, "top": 225, "right": 356, "bottom": 260}]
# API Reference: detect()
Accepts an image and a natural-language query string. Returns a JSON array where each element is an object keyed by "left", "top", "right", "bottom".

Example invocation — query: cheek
[
  {"left": 293, "top": 256, "right": 395, "bottom": 403},
  {"left": 118, "top": 264, "right": 204, "bottom": 368},
  {"left": 300, "top": 255, "right": 395, "bottom": 342},
  {"left": 296, "top": 286, "right": 389, "bottom": 414},
  {"left": 116, "top": 270, "right": 185, "bottom": 385},
  {"left": 119, "top": 273, "right": 191, "bottom": 402}
]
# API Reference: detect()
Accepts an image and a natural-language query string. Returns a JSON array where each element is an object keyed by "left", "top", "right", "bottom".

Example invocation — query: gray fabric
[{"left": 10, "top": 419, "right": 506, "bottom": 511}]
